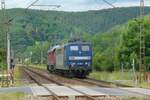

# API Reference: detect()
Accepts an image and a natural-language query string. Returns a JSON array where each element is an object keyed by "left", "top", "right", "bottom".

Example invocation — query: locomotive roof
[
  {"left": 67, "top": 41, "right": 91, "bottom": 45},
  {"left": 48, "top": 45, "right": 60, "bottom": 53},
  {"left": 48, "top": 41, "right": 91, "bottom": 53}
]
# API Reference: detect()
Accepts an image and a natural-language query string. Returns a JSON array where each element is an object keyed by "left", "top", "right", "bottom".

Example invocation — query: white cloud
[
  {"left": 5, "top": 0, "right": 31, "bottom": 8},
  {"left": 1, "top": 0, "right": 150, "bottom": 11}
]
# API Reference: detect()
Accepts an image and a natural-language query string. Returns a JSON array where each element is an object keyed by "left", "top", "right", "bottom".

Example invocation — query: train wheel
[
  {"left": 50, "top": 65, "right": 55, "bottom": 73},
  {"left": 68, "top": 69, "right": 74, "bottom": 78},
  {"left": 47, "top": 65, "right": 50, "bottom": 71}
]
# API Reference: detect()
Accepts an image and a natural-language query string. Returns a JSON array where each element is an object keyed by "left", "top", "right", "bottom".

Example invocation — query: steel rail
[
  {"left": 24, "top": 67, "right": 98, "bottom": 100},
  {"left": 23, "top": 68, "right": 61, "bottom": 100},
  {"left": 24, "top": 67, "right": 150, "bottom": 98},
  {"left": 28, "top": 66, "right": 132, "bottom": 87},
  {"left": 25, "top": 67, "right": 62, "bottom": 86}
]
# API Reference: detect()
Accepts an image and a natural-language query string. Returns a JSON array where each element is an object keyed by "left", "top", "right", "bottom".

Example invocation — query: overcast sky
[{"left": 2, "top": 0, "right": 150, "bottom": 11}]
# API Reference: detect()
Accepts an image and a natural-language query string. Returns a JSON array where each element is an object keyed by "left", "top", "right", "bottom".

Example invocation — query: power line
[
  {"left": 102, "top": 0, "right": 116, "bottom": 8},
  {"left": 26, "top": 0, "right": 39, "bottom": 10},
  {"left": 32, "top": 4, "right": 60, "bottom": 8},
  {"left": 26, "top": 0, "right": 61, "bottom": 11}
]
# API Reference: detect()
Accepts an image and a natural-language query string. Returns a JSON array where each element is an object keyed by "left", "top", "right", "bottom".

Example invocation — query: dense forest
[
  {"left": 91, "top": 16, "right": 150, "bottom": 71},
  {"left": 0, "top": 7, "right": 150, "bottom": 71}
]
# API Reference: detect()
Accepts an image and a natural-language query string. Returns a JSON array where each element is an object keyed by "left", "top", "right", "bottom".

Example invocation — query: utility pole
[
  {"left": 1, "top": 0, "right": 6, "bottom": 86},
  {"left": 139, "top": 0, "right": 145, "bottom": 83},
  {"left": 1, "top": 0, "right": 11, "bottom": 76},
  {"left": 7, "top": 32, "right": 11, "bottom": 72},
  {"left": 1, "top": 0, "right": 11, "bottom": 86},
  {"left": 1, "top": 0, "right": 5, "bottom": 9}
]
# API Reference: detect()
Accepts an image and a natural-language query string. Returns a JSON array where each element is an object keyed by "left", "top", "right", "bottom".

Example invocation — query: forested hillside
[
  {"left": 91, "top": 16, "right": 150, "bottom": 71},
  {"left": 0, "top": 7, "right": 149, "bottom": 53},
  {"left": 0, "top": 7, "right": 150, "bottom": 70}
]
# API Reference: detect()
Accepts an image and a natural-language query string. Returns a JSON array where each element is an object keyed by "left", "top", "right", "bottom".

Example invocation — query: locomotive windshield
[
  {"left": 70, "top": 46, "right": 79, "bottom": 51},
  {"left": 70, "top": 45, "right": 90, "bottom": 51},
  {"left": 81, "top": 45, "right": 89, "bottom": 51}
]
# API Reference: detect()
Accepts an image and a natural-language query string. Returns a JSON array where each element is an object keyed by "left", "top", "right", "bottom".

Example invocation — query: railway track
[
  {"left": 23, "top": 67, "right": 100, "bottom": 100},
  {"left": 23, "top": 66, "right": 150, "bottom": 100},
  {"left": 23, "top": 68, "right": 61, "bottom": 100},
  {"left": 27, "top": 66, "right": 132, "bottom": 88}
]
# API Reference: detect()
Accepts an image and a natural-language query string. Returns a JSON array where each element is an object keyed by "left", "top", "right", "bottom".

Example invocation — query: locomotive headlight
[
  {"left": 71, "top": 62, "right": 76, "bottom": 67},
  {"left": 85, "top": 62, "right": 90, "bottom": 67},
  {"left": 87, "top": 62, "right": 91, "bottom": 67},
  {"left": 85, "top": 62, "right": 88, "bottom": 65}
]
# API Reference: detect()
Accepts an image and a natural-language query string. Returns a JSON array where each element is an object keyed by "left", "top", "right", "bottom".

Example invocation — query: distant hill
[{"left": 0, "top": 7, "right": 150, "bottom": 56}]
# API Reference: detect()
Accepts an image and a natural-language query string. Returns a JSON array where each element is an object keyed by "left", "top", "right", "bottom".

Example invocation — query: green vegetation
[
  {"left": 0, "top": 49, "right": 6, "bottom": 67},
  {"left": 89, "top": 71, "right": 133, "bottom": 81},
  {"left": 89, "top": 71, "right": 150, "bottom": 88},
  {"left": 0, "top": 7, "right": 150, "bottom": 72},
  {"left": 14, "top": 66, "right": 23, "bottom": 86},
  {"left": 0, "top": 93, "right": 25, "bottom": 100},
  {"left": 92, "top": 16, "right": 150, "bottom": 71}
]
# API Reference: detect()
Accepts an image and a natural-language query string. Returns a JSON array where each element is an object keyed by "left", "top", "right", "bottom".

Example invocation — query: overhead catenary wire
[
  {"left": 26, "top": 0, "right": 39, "bottom": 10},
  {"left": 102, "top": 0, "right": 116, "bottom": 8},
  {"left": 26, "top": 0, "right": 60, "bottom": 11},
  {"left": 32, "top": 4, "right": 60, "bottom": 8}
]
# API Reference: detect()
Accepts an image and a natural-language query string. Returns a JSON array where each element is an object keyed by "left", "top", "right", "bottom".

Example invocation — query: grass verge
[
  {"left": 88, "top": 71, "right": 150, "bottom": 88},
  {"left": 0, "top": 92, "right": 25, "bottom": 100}
]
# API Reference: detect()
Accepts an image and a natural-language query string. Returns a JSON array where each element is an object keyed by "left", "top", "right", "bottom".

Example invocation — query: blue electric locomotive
[{"left": 47, "top": 40, "right": 92, "bottom": 78}]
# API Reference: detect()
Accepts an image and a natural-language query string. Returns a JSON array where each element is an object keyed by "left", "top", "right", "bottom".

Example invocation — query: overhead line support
[{"left": 139, "top": 0, "right": 145, "bottom": 83}]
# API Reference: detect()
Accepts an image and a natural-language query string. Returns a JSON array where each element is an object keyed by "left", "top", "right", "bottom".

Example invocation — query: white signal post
[{"left": 7, "top": 32, "right": 11, "bottom": 71}]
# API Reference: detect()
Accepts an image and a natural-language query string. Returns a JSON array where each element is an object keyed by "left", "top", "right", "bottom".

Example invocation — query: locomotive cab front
[{"left": 65, "top": 42, "right": 92, "bottom": 77}]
